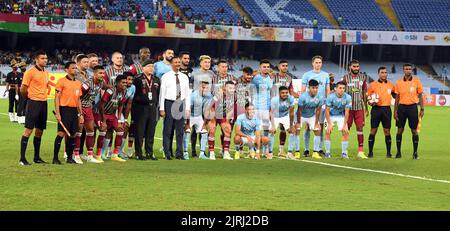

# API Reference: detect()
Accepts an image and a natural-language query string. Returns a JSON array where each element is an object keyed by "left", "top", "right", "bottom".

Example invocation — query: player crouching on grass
[
  {"left": 295, "top": 79, "right": 324, "bottom": 159},
  {"left": 234, "top": 103, "right": 269, "bottom": 160},
  {"left": 53, "top": 62, "right": 84, "bottom": 164},
  {"left": 367, "top": 66, "right": 396, "bottom": 158},
  {"left": 269, "top": 86, "right": 295, "bottom": 160},
  {"left": 94, "top": 75, "right": 128, "bottom": 162},
  {"left": 184, "top": 80, "right": 212, "bottom": 160},
  {"left": 324, "top": 81, "right": 352, "bottom": 159}
]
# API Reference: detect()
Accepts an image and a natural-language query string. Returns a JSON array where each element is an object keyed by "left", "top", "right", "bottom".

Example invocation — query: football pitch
[{"left": 0, "top": 99, "right": 449, "bottom": 210}]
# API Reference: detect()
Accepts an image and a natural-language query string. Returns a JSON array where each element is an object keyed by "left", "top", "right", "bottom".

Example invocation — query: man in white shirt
[{"left": 159, "top": 56, "right": 191, "bottom": 160}]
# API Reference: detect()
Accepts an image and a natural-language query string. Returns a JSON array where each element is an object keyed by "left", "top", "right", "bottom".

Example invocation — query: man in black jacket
[{"left": 130, "top": 60, "right": 160, "bottom": 160}]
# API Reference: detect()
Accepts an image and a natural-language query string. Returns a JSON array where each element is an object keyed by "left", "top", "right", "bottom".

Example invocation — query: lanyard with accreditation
[{"left": 144, "top": 75, "right": 154, "bottom": 101}]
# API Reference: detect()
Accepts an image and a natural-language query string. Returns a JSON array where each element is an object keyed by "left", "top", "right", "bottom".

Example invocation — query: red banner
[{"left": 0, "top": 13, "right": 29, "bottom": 23}]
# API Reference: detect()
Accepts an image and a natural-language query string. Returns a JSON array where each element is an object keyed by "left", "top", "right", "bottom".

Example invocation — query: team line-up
[{"left": 8, "top": 48, "right": 424, "bottom": 165}]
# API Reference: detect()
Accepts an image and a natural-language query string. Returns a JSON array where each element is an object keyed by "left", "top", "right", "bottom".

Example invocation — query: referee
[
  {"left": 19, "top": 50, "right": 49, "bottom": 165},
  {"left": 53, "top": 62, "right": 83, "bottom": 164},
  {"left": 367, "top": 66, "right": 396, "bottom": 158},
  {"left": 394, "top": 63, "right": 424, "bottom": 160},
  {"left": 131, "top": 60, "right": 160, "bottom": 160}
]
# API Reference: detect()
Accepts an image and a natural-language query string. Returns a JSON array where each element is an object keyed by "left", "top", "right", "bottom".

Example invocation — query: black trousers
[
  {"left": 163, "top": 99, "right": 185, "bottom": 158},
  {"left": 133, "top": 104, "right": 157, "bottom": 156},
  {"left": 8, "top": 89, "right": 18, "bottom": 113},
  {"left": 17, "top": 94, "right": 27, "bottom": 116}
]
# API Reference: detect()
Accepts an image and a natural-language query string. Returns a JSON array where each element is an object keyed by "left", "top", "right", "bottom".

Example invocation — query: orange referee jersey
[
  {"left": 394, "top": 76, "right": 423, "bottom": 105},
  {"left": 367, "top": 79, "right": 395, "bottom": 106},
  {"left": 56, "top": 76, "right": 82, "bottom": 107},
  {"left": 22, "top": 66, "right": 48, "bottom": 101}
]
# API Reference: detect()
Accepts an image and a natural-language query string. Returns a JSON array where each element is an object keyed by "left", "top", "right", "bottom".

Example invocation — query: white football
[{"left": 368, "top": 93, "right": 379, "bottom": 104}]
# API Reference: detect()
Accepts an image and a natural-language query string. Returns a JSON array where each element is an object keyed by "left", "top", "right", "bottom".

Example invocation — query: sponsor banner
[
  {"left": 322, "top": 29, "right": 361, "bottom": 44},
  {"left": 360, "top": 30, "right": 450, "bottom": 46},
  {"left": 423, "top": 94, "right": 436, "bottom": 106},
  {"left": 436, "top": 95, "right": 450, "bottom": 106},
  {"left": 29, "top": 17, "right": 86, "bottom": 33}
]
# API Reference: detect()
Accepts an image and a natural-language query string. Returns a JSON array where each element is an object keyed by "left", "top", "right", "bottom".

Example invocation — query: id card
[{"left": 148, "top": 92, "right": 152, "bottom": 101}]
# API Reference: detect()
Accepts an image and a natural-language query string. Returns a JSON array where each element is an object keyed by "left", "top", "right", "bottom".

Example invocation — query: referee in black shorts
[
  {"left": 394, "top": 64, "right": 424, "bottom": 160},
  {"left": 367, "top": 66, "right": 396, "bottom": 158},
  {"left": 19, "top": 50, "right": 49, "bottom": 165}
]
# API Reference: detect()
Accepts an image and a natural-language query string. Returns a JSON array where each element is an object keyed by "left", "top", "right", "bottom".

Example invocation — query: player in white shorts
[
  {"left": 184, "top": 80, "right": 212, "bottom": 159},
  {"left": 234, "top": 103, "right": 269, "bottom": 160},
  {"left": 269, "top": 86, "right": 295, "bottom": 159},
  {"left": 324, "top": 81, "right": 352, "bottom": 159},
  {"left": 296, "top": 79, "right": 325, "bottom": 159}
]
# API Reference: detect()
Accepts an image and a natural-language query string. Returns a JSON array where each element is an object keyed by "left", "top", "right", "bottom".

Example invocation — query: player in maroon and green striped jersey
[
  {"left": 129, "top": 47, "right": 151, "bottom": 76},
  {"left": 104, "top": 51, "right": 129, "bottom": 87},
  {"left": 341, "top": 59, "right": 369, "bottom": 159}
]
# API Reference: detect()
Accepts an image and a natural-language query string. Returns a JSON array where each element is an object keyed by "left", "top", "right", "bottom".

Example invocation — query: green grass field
[{"left": 0, "top": 99, "right": 449, "bottom": 210}]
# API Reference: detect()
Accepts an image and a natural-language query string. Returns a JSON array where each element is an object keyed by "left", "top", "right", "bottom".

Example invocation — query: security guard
[
  {"left": 17, "top": 61, "right": 27, "bottom": 124},
  {"left": 6, "top": 60, "right": 20, "bottom": 123},
  {"left": 131, "top": 59, "right": 160, "bottom": 160}
]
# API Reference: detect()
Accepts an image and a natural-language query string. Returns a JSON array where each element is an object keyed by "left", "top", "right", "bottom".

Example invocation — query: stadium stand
[
  {"left": 173, "top": 0, "right": 241, "bottom": 24},
  {"left": 323, "top": 0, "right": 396, "bottom": 30},
  {"left": 236, "top": 0, "right": 331, "bottom": 27},
  {"left": 391, "top": 0, "right": 450, "bottom": 32}
]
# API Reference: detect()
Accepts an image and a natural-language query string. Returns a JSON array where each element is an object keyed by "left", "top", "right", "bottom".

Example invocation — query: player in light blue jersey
[
  {"left": 301, "top": 55, "right": 330, "bottom": 158},
  {"left": 296, "top": 79, "right": 324, "bottom": 159},
  {"left": 251, "top": 59, "right": 273, "bottom": 156},
  {"left": 153, "top": 49, "right": 174, "bottom": 78},
  {"left": 183, "top": 80, "right": 211, "bottom": 160},
  {"left": 324, "top": 81, "right": 352, "bottom": 159},
  {"left": 269, "top": 86, "right": 295, "bottom": 159},
  {"left": 234, "top": 103, "right": 269, "bottom": 160}
]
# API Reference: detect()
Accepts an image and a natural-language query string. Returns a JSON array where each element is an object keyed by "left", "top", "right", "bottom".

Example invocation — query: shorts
[
  {"left": 94, "top": 113, "right": 119, "bottom": 130},
  {"left": 25, "top": 100, "right": 47, "bottom": 130},
  {"left": 58, "top": 107, "right": 79, "bottom": 135},
  {"left": 189, "top": 115, "right": 205, "bottom": 133},
  {"left": 301, "top": 116, "right": 319, "bottom": 131},
  {"left": 347, "top": 109, "right": 365, "bottom": 129},
  {"left": 241, "top": 135, "right": 256, "bottom": 147},
  {"left": 82, "top": 107, "right": 94, "bottom": 123},
  {"left": 371, "top": 106, "right": 392, "bottom": 129},
  {"left": 269, "top": 115, "right": 290, "bottom": 130},
  {"left": 255, "top": 109, "right": 270, "bottom": 130},
  {"left": 396, "top": 104, "right": 418, "bottom": 129},
  {"left": 324, "top": 116, "right": 345, "bottom": 131}
]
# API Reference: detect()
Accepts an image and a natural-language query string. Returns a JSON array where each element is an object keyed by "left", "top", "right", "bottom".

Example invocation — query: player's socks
[
  {"left": 268, "top": 133, "right": 274, "bottom": 153},
  {"left": 313, "top": 135, "right": 321, "bottom": 152},
  {"left": 385, "top": 135, "right": 392, "bottom": 156},
  {"left": 223, "top": 136, "right": 231, "bottom": 152},
  {"left": 357, "top": 131, "right": 364, "bottom": 152},
  {"left": 325, "top": 140, "right": 331, "bottom": 154},
  {"left": 33, "top": 136, "right": 42, "bottom": 160},
  {"left": 288, "top": 134, "right": 296, "bottom": 154},
  {"left": 412, "top": 135, "right": 419, "bottom": 155},
  {"left": 295, "top": 135, "right": 300, "bottom": 152},
  {"left": 67, "top": 137, "right": 76, "bottom": 159},
  {"left": 114, "top": 132, "right": 124, "bottom": 151},
  {"left": 319, "top": 129, "right": 324, "bottom": 150},
  {"left": 74, "top": 132, "right": 82, "bottom": 156},
  {"left": 191, "top": 130, "right": 198, "bottom": 155},
  {"left": 183, "top": 132, "right": 190, "bottom": 152},
  {"left": 96, "top": 131, "right": 106, "bottom": 157},
  {"left": 279, "top": 145, "right": 284, "bottom": 155},
  {"left": 53, "top": 135, "right": 63, "bottom": 160},
  {"left": 396, "top": 134, "right": 402, "bottom": 156},
  {"left": 341, "top": 141, "right": 349, "bottom": 155},
  {"left": 304, "top": 130, "right": 310, "bottom": 151},
  {"left": 102, "top": 138, "right": 111, "bottom": 156},
  {"left": 128, "top": 137, "right": 134, "bottom": 154},
  {"left": 85, "top": 132, "right": 95, "bottom": 156},
  {"left": 368, "top": 134, "right": 375, "bottom": 156},
  {"left": 118, "top": 137, "right": 126, "bottom": 154},
  {"left": 200, "top": 133, "right": 207, "bottom": 153},
  {"left": 20, "top": 136, "right": 29, "bottom": 161},
  {"left": 208, "top": 136, "right": 215, "bottom": 153}
]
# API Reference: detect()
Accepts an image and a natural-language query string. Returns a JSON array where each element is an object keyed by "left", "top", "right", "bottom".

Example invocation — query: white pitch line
[
  {"left": 1, "top": 112, "right": 449, "bottom": 184},
  {"left": 276, "top": 157, "right": 450, "bottom": 184}
]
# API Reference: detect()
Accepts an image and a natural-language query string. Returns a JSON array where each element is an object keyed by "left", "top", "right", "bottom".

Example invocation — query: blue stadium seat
[{"left": 392, "top": 0, "right": 450, "bottom": 32}]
